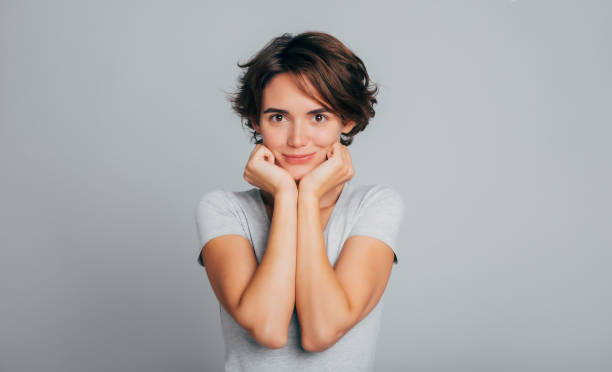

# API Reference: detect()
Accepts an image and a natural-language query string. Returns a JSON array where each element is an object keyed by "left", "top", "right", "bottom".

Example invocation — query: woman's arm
[
  {"left": 293, "top": 143, "right": 396, "bottom": 352},
  {"left": 295, "top": 192, "right": 395, "bottom": 352},
  {"left": 203, "top": 189, "right": 297, "bottom": 349}
]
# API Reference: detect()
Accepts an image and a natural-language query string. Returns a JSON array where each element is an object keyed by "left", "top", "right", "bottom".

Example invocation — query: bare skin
[
  {"left": 202, "top": 72, "right": 395, "bottom": 351},
  {"left": 259, "top": 184, "right": 343, "bottom": 232}
]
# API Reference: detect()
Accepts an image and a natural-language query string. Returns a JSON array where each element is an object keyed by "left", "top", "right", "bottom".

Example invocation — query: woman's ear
[
  {"left": 342, "top": 120, "right": 356, "bottom": 134},
  {"left": 251, "top": 116, "right": 260, "bottom": 133}
]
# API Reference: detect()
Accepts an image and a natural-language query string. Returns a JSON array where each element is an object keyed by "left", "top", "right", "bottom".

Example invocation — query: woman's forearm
[
  {"left": 236, "top": 189, "right": 297, "bottom": 348},
  {"left": 295, "top": 192, "right": 352, "bottom": 352}
]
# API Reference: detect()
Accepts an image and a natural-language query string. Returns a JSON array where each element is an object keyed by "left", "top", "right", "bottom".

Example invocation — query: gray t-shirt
[{"left": 194, "top": 180, "right": 404, "bottom": 372}]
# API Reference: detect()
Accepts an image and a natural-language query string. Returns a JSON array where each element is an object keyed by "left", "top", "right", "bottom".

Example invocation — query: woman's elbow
[
  {"left": 300, "top": 330, "right": 339, "bottom": 352},
  {"left": 252, "top": 323, "right": 289, "bottom": 349}
]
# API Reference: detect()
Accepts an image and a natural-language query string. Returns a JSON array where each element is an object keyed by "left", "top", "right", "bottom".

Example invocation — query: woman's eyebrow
[{"left": 263, "top": 107, "right": 330, "bottom": 115}]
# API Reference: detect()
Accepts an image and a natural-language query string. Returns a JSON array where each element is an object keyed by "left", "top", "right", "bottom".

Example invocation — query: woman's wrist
[
  {"left": 274, "top": 187, "right": 298, "bottom": 202},
  {"left": 297, "top": 189, "right": 319, "bottom": 205}
]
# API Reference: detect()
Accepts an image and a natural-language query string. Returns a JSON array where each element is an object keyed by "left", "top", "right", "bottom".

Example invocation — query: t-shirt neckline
[{"left": 255, "top": 181, "right": 351, "bottom": 230}]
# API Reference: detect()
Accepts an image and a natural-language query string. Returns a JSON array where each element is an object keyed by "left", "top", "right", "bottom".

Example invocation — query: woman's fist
[
  {"left": 243, "top": 144, "right": 297, "bottom": 197},
  {"left": 298, "top": 142, "right": 354, "bottom": 200}
]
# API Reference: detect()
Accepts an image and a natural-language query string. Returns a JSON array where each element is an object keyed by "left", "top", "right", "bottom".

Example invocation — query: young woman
[{"left": 195, "top": 31, "right": 404, "bottom": 371}]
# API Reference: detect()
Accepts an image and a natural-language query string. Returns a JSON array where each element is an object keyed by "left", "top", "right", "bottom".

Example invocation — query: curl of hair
[{"left": 225, "top": 31, "right": 378, "bottom": 146}]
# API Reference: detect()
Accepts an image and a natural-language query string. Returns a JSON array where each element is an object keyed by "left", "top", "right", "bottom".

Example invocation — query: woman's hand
[
  {"left": 298, "top": 142, "right": 354, "bottom": 200},
  {"left": 243, "top": 144, "right": 297, "bottom": 197}
]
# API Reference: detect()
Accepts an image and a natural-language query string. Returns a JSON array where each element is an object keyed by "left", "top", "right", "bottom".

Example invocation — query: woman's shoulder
[
  {"left": 196, "top": 187, "right": 260, "bottom": 213},
  {"left": 345, "top": 181, "right": 402, "bottom": 203},
  {"left": 339, "top": 182, "right": 404, "bottom": 220}
]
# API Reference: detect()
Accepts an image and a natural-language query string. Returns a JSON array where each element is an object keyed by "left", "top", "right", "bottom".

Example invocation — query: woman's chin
[
  {"left": 290, "top": 171, "right": 307, "bottom": 181},
  {"left": 286, "top": 168, "right": 312, "bottom": 181},
  {"left": 281, "top": 159, "right": 323, "bottom": 181}
]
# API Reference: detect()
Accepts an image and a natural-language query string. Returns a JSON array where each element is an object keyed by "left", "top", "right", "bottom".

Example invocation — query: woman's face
[{"left": 252, "top": 73, "right": 355, "bottom": 181}]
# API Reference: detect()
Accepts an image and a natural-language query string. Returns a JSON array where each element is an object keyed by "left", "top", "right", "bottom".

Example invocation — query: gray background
[{"left": 1, "top": 1, "right": 610, "bottom": 371}]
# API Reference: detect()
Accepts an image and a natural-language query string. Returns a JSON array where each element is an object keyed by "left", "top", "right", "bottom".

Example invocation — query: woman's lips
[{"left": 283, "top": 152, "right": 316, "bottom": 164}]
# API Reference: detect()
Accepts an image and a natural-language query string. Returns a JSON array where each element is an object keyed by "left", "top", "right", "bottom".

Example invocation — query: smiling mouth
[
  {"left": 284, "top": 152, "right": 316, "bottom": 158},
  {"left": 283, "top": 152, "right": 316, "bottom": 164}
]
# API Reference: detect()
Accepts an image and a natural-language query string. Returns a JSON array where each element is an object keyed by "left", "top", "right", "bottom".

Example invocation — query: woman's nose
[{"left": 287, "top": 120, "right": 309, "bottom": 147}]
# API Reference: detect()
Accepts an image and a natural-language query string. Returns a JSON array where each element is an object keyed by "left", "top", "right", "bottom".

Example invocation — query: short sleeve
[
  {"left": 194, "top": 190, "right": 248, "bottom": 267},
  {"left": 347, "top": 185, "right": 405, "bottom": 264}
]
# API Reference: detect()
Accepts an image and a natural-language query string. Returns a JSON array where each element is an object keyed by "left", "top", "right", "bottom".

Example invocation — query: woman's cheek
[{"left": 312, "top": 134, "right": 335, "bottom": 148}]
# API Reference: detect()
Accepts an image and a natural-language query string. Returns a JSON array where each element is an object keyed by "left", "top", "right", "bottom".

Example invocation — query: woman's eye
[
  {"left": 313, "top": 114, "right": 328, "bottom": 123},
  {"left": 270, "top": 114, "right": 285, "bottom": 122}
]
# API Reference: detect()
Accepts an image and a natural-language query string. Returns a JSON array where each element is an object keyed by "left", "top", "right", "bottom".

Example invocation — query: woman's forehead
[{"left": 262, "top": 73, "right": 333, "bottom": 113}]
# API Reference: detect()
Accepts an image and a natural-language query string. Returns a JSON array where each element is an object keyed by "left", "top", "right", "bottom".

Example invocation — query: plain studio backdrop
[{"left": 1, "top": 1, "right": 610, "bottom": 371}]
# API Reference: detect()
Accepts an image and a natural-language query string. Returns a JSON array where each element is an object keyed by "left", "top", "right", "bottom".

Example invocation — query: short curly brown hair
[{"left": 226, "top": 31, "right": 379, "bottom": 146}]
